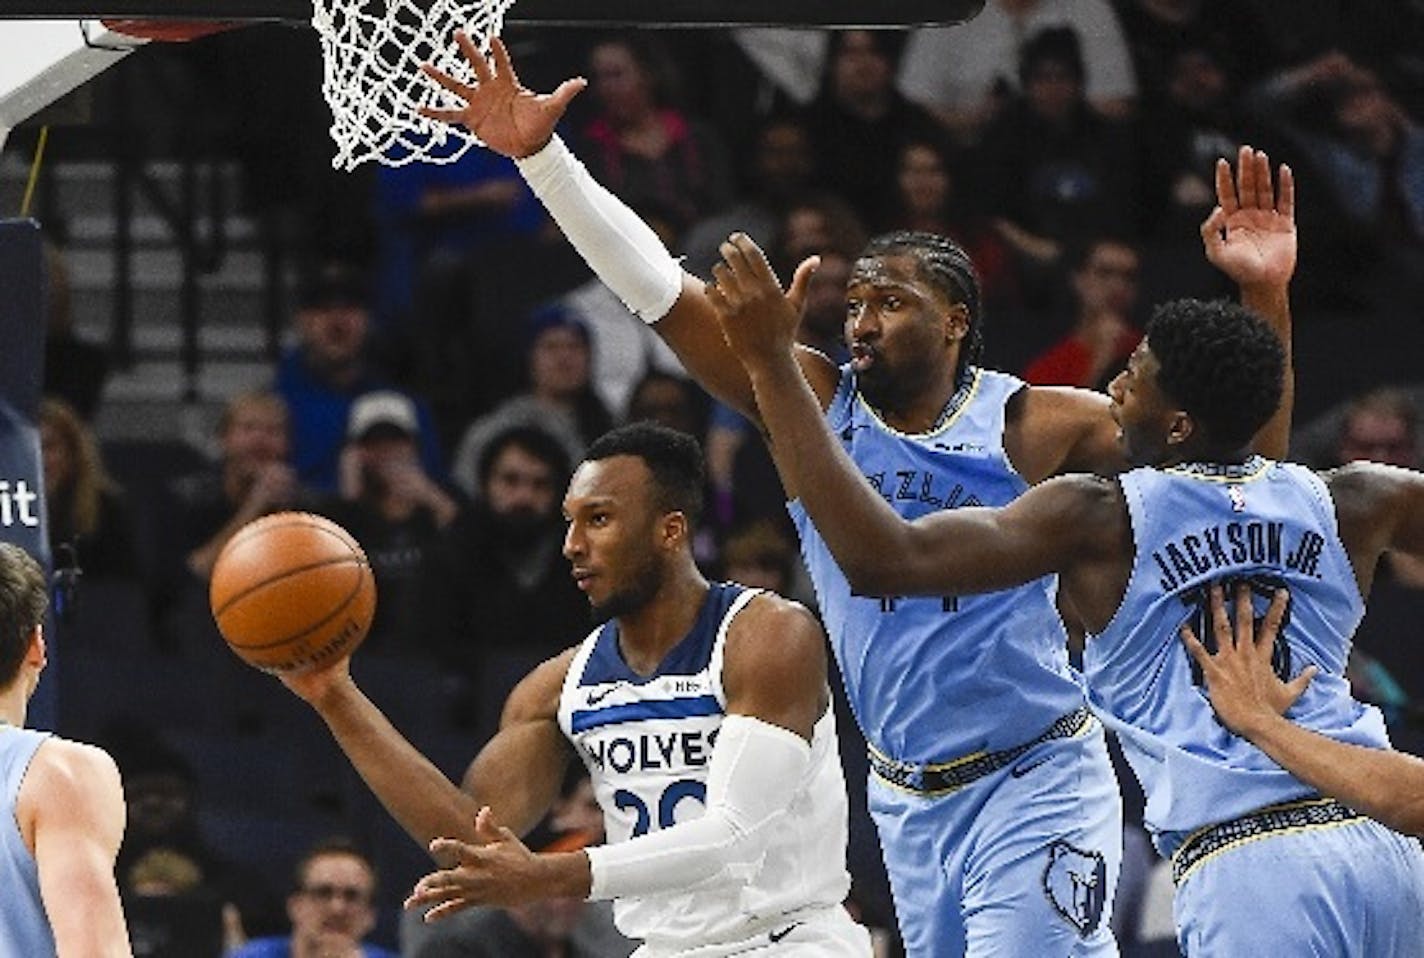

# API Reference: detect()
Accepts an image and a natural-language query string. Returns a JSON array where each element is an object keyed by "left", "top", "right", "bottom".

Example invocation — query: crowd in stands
[{"left": 32, "top": 2, "right": 1424, "bottom": 954}]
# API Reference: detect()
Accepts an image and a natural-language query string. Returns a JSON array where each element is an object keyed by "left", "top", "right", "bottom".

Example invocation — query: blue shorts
[
  {"left": 868, "top": 719, "right": 1122, "bottom": 957},
  {"left": 1173, "top": 814, "right": 1424, "bottom": 955}
]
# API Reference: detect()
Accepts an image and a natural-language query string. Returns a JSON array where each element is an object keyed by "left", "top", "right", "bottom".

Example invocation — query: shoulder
[
  {"left": 25, "top": 737, "right": 121, "bottom": 797},
  {"left": 502, "top": 646, "right": 581, "bottom": 724},
  {"left": 722, "top": 592, "right": 827, "bottom": 681},
  {"left": 1323, "top": 460, "right": 1421, "bottom": 517},
  {"left": 1006, "top": 384, "right": 1123, "bottom": 479}
]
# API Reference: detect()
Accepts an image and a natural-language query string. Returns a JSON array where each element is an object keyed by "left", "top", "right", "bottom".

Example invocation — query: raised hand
[
  {"left": 1200, "top": 145, "right": 1297, "bottom": 292},
  {"left": 1180, "top": 584, "right": 1317, "bottom": 737},
  {"left": 706, "top": 233, "right": 817, "bottom": 371},
  {"left": 419, "top": 34, "right": 586, "bottom": 159}
]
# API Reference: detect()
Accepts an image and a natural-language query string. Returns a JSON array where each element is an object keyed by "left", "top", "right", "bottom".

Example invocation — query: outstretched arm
[
  {"left": 26, "top": 740, "right": 132, "bottom": 957},
  {"left": 406, "top": 597, "right": 832, "bottom": 914},
  {"left": 420, "top": 34, "right": 840, "bottom": 421},
  {"left": 280, "top": 649, "right": 574, "bottom": 855},
  {"left": 707, "top": 234, "right": 1107, "bottom": 598},
  {"left": 1182, "top": 584, "right": 1424, "bottom": 836}
]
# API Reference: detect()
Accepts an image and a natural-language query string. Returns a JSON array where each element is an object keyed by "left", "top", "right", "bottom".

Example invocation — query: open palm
[
  {"left": 420, "top": 34, "right": 586, "bottom": 159},
  {"left": 1201, "top": 146, "right": 1297, "bottom": 290}
]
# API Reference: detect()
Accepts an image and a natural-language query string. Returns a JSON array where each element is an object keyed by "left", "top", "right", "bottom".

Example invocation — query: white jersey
[{"left": 557, "top": 583, "right": 852, "bottom": 952}]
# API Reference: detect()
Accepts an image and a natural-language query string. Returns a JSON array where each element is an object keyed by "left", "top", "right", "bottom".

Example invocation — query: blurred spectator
[
  {"left": 719, "top": 520, "right": 797, "bottom": 595},
  {"left": 167, "top": 390, "right": 311, "bottom": 584},
  {"left": 274, "top": 260, "right": 443, "bottom": 493},
  {"left": 802, "top": 30, "right": 947, "bottom": 223},
  {"left": 769, "top": 194, "right": 867, "bottom": 281},
  {"left": 433, "top": 424, "right": 586, "bottom": 734},
  {"left": 792, "top": 250, "right": 852, "bottom": 364},
  {"left": 681, "top": 114, "right": 816, "bottom": 277},
  {"left": 1138, "top": 42, "right": 1250, "bottom": 243},
  {"left": 576, "top": 34, "right": 733, "bottom": 233},
  {"left": 898, "top": 0, "right": 1137, "bottom": 145},
  {"left": 327, "top": 391, "right": 462, "bottom": 656},
  {"left": 1023, "top": 237, "right": 1143, "bottom": 389},
  {"left": 109, "top": 728, "right": 278, "bottom": 947},
  {"left": 39, "top": 398, "right": 140, "bottom": 582},
  {"left": 1112, "top": 0, "right": 1275, "bottom": 106},
  {"left": 229, "top": 838, "right": 396, "bottom": 958},
  {"left": 879, "top": 139, "right": 1020, "bottom": 310},
  {"left": 450, "top": 307, "right": 613, "bottom": 498},
  {"left": 623, "top": 370, "right": 709, "bottom": 439},
  {"left": 41, "top": 241, "right": 108, "bottom": 421},
  {"left": 980, "top": 28, "right": 1140, "bottom": 281}
]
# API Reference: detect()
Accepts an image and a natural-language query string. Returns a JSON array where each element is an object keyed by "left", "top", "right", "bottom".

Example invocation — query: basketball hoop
[
  {"left": 99, "top": 19, "right": 242, "bottom": 41},
  {"left": 311, "top": 0, "right": 514, "bottom": 170}
]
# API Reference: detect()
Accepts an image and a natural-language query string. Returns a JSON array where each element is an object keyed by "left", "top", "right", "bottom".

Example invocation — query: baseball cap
[
  {"left": 296, "top": 260, "right": 370, "bottom": 310},
  {"left": 348, "top": 391, "right": 419, "bottom": 440}
]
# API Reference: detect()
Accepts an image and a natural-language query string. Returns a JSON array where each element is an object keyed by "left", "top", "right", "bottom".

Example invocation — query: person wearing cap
[
  {"left": 274, "top": 260, "right": 445, "bottom": 493},
  {"left": 327, "top": 390, "right": 463, "bottom": 654}
]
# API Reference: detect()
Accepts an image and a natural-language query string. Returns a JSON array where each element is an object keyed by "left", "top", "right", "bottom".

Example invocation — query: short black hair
[
  {"left": 861, "top": 231, "right": 985, "bottom": 386},
  {"left": 0, "top": 543, "right": 47, "bottom": 687},
  {"left": 1147, "top": 298, "right": 1284, "bottom": 449},
  {"left": 478, "top": 425, "right": 572, "bottom": 493},
  {"left": 584, "top": 423, "right": 704, "bottom": 527},
  {"left": 1019, "top": 26, "right": 1086, "bottom": 87}
]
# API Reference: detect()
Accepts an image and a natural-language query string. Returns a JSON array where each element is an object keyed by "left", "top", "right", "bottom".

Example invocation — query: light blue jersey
[
  {"left": 1, "top": 725, "right": 57, "bottom": 958},
  {"left": 791, "top": 367, "right": 1121, "bottom": 956},
  {"left": 1087, "top": 457, "right": 1389, "bottom": 853},
  {"left": 790, "top": 367, "right": 1083, "bottom": 761}
]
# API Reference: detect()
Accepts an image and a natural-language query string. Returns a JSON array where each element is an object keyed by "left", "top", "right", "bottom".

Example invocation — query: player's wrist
[{"left": 538, "top": 850, "right": 593, "bottom": 900}]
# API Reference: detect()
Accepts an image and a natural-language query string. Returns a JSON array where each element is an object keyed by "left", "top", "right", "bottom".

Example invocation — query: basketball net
[{"left": 311, "top": 0, "right": 516, "bottom": 169}]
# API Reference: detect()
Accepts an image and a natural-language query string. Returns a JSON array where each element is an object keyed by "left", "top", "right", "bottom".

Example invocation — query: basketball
[{"left": 210, "top": 512, "right": 376, "bottom": 675}]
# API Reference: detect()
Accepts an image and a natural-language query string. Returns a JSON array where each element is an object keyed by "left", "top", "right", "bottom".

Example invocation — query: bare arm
[
  {"left": 24, "top": 740, "right": 131, "bottom": 957},
  {"left": 405, "top": 596, "right": 834, "bottom": 914},
  {"left": 280, "top": 650, "right": 574, "bottom": 854},
  {"left": 1182, "top": 584, "right": 1424, "bottom": 836},
  {"left": 419, "top": 34, "right": 840, "bottom": 422}
]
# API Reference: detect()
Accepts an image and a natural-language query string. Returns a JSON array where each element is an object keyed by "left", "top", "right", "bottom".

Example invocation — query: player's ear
[
  {"left": 1164, "top": 410, "right": 1194, "bottom": 447},
  {"left": 24, "top": 625, "right": 44, "bottom": 671},
  {"left": 661, "top": 511, "right": 688, "bottom": 549},
  {"left": 942, "top": 302, "right": 970, "bottom": 344}
]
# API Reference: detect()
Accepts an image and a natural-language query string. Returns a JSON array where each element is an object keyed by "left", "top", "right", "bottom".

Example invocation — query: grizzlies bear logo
[{"left": 1042, "top": 841, "right": 1107, "bottom": 936}]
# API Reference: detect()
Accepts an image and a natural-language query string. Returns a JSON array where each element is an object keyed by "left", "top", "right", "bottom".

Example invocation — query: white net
[{"left": 311, "top": 0, "right": 516, "bottom": 170}]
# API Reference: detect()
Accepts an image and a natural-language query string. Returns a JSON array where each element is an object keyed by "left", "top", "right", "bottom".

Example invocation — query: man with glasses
[{"left": 230, "top": 838, "right": 396, "bottom": 958}]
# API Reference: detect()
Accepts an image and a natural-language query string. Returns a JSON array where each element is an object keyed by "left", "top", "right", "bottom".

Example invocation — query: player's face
[
  {"left": 845, "top": 253, "right": 961, "bottom": 412},
  {"left": 563, "top": 456, "right": 668, "bottom": 623},
  {"left": 1107, "top": 341, "right": 1181, "bottom": 467}
]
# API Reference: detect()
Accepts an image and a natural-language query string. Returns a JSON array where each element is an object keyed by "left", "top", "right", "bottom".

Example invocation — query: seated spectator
[
  {"left": 802, "top": 30, "right": 947, "bottom": 223},
  {"left": 1023, "top": 237, "right": 1143, "bottom": 389},
  {"left": 719, "top": 520, "right": 797, "bottom": 596},
  {"left": 167, "top": 390, "right": 313, "bottom": 584},
  {"left": 898, "top": 0, "right": 1138, "bottom": 145},
  {"left": 622, "top": 371, "right": 709, "bottom": 439},
  {"left": 794, "top": 250, "right": 853, "bottom": 364},
  {"left": 274, "top": 260, "right": 443, "bottom": 493},
  {"left": 1112, "top": 0, "right": 1275, "bottom": 107},
  {"left": 229, "top": 838, "right": 396, "bottom": 958},
  {"left": 576, "top": 34, "right": 733, "bottom": 232},
  {"left": 980, "top": 28, "right": 1140, "bottom": 280},
  {"left": 450, "top": 306, "right": 613, "bottom": 498},
  {"left": 39, "top": 398, "right": 140, "bottom": 582},
  {"left": 435, "top": 425, "right": 586, "bottom": 735},
  {"left": 327, "top": 391, "right": 462, "bottom": 657},
  {"left": 41, "top": 241, "right": 108, "bottom": 421}
]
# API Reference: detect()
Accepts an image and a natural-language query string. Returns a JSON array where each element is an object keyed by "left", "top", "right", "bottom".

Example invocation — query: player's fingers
[
  {"left": 1258, "top": 588, "right": 1290, "bottom": 658},
  {"left": 1253, "top": 149, "right": 1274, "bottom": 211},
  {"left": 490, "top": 36, "right": 519, "bottom": 86},
  {"left": 418, "top": 107, "right": 470, "bottom": 126},
  {"left": 786, "top": 255, "right": 821, "bottom": 311},
  {"left": 704, "top": 279, "right": 732, "bottom": 316},
  {"left": 424, "top": 897, "right": 477, "bottom": 922},
  {"left": 1180, "top": 623, "right": 1212, "bottom": 672},
  {"left": 1208, "top": 583, "right": 1230, "bottom": 645},
  {"left": 1234, "top": 144, "right": 1255, "bottom": 210},
  {"left": 1215, "top": 156, "right": 1239, "bottom": 214},
  {"left": 1277, "top": 164, "right": 1295, "bottom": 222},
  {"left": 420, "top": 63, "right": 474, "bottom": 104},
  {"left": 1232, "top": 582, "right": 1254, "bottom": 645},
  {"left": 455, "top": 29, "right": 494, "bottom": 84},
  {"left": 547, "top": 77, "right": 587, "bottom": 112},
  {"left": 429, "top": 836, "right": 479, "bottom": 862},
  {"left": 473, "top": 806, "right": 504, "bottom": 843},
  {"left": 730, "top": 233, "right": 781, "bottom": 290},
  {"left": 1284, "top": 664, "right": 1319, "bottom": 703},
  {"left": 711, "top": 258, "right": 744, "bottom": 305},
  {"left": 719, "top": 236, "right": 758, "bottom": 286}
]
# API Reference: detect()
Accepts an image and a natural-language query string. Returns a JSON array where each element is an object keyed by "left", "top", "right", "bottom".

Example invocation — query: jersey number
[
  {"left": 614, "top": 779, "right": 707, "bottom": 838},
  {"left": 1182, "top": 573, "right": 1293, "bottom": 688}
]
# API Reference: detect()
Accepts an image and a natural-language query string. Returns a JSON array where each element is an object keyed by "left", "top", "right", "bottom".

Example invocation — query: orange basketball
[{"left": 210, "top": 512, "right": 376, "bottom": 675}]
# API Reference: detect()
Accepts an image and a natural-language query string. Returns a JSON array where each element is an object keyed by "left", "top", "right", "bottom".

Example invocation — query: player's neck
[
  {"left": 616, "top": 572, "right": 709, "bottom": 676},
  {"left": 0, "top": 687, "right": 26, "bottom": 727}
]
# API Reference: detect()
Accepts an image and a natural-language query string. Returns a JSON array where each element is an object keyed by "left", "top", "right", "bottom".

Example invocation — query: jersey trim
[{"left": 570, "top": 694, "right": 723, "bottom": 734}]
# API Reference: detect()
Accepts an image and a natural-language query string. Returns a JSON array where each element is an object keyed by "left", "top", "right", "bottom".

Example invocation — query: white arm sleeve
[
  {"left": 585, "top": 713, "right": 811, "bottom": 901},
  {"left": 515, "top": 135, "right": 685, "bottom": 325}
]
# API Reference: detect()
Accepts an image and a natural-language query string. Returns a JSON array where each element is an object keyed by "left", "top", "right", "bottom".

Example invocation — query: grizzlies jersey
[
  {"left": 790, "top": 367, "right": 1084, "bottom": 763},
  {"left": 1, "top": 726, "right": 56, "bottom": 957},
  {"left": 557, "top": 583, "right": 853, "bottom": 949},
  {"left": 1086, "top": 458, "right": 1390, "bottom": 854}
]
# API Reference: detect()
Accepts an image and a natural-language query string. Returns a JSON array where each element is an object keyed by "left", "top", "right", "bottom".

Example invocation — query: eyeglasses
[{"left": 301, "top": 884, "right": 370, "bottom": 905}]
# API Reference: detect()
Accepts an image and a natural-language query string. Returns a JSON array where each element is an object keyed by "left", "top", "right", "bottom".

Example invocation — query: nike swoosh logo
[
  {"left": 769, "top": 922, "right": 802, "bottom": 943},
  {"left": 1010, "top": 757, "right": 1050, "bottom": 778},
  {"left": 586, "top": 687, "right": 617, "bottom": 706}
]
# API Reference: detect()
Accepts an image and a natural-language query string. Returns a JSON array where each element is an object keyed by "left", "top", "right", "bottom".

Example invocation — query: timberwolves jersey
[
  {"left": 1, "top": 726, "right": 57, "bottom": 957},
  {"left": 790, "top": 367, "right": 1084, "bottom": 762},
  {"left": 1086, "top": 458, "right": 1390, "bottom": 854},
  {"left": 557, "top": 583, "right": 852, "bottom": 949}
]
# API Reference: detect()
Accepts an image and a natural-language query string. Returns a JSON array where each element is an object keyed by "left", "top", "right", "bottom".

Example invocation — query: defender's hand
[
  {"left": 707, "top": 233, "right": 816, "bottom": 370},
  {"left": 1201, "top": 145, "right": 1296, "bottom": 292},
  {"left": 420, "top": 34, "right": 586, "bottom": 159}
]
